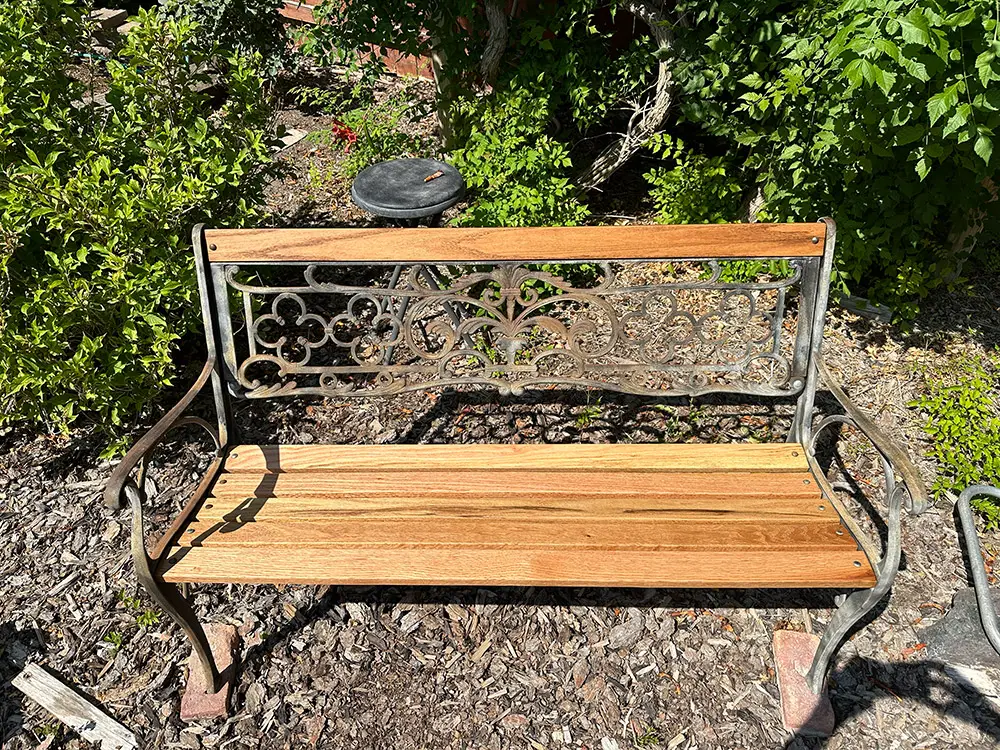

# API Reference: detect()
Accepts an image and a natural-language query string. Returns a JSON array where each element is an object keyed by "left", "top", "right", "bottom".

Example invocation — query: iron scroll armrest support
[
  {"left": 800, "top": 359, "right": 930, "bottom": 693},
  {"left": 104, "top": 357, "right": 220, "bottom": 511},
  {"left": 956, "top": 485, "right": 1000, "bottom": 657},
  {"left": 103, "top": 357, "right": 224, "bottom": 692},
  {"left": 816, "top": 359, "right": 929, "bottom": 516}
]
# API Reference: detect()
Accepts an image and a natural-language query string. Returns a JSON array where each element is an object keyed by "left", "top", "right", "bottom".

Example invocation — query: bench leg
[
  {"left": 127, "top": 491, "right": 221, "bottom": 692},
  {"left": 804, "top": 482, "right": 904, "bottom": 693}
]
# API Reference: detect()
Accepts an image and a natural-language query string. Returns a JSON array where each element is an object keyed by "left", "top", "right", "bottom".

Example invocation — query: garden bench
[{"left": 105, "top": 220, "right": 927, "bottom": 723}]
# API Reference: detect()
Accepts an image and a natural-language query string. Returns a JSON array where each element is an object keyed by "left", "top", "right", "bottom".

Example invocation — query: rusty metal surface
[{"left": 208, "top": 258, "right": 818, "bottom": 401}]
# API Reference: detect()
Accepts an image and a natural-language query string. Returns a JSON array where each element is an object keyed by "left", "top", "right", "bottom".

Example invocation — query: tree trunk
[{"left": 576, "top": 1, "right": 675, "bottom": 192}]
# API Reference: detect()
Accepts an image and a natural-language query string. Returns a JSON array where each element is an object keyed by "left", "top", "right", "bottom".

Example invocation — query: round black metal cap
[{"left": 351, "top": 158, "right": 465, "bottom": 219}]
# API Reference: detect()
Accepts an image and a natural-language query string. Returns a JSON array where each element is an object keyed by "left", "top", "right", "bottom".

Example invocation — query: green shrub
[
  {"left": 340, "top": 91, "right": 433, "bottom": 179},
  {"left": 168, "top": 0, "right": 293, "bottom": 78},
  {"left": 674, "top": 0, "right": 1000, "bottom": 317},
  {"left": 911, "top": 356, "right": 1000, "bottom": 527},
  {"left": 643, "top": 134, "right": 743, "bottom": 225},
  {"left": 0, "top": 4, "right": 277, "bottom": 449},
  {"left": 449, "top": 90, "right": 589, "bottom": 227}
]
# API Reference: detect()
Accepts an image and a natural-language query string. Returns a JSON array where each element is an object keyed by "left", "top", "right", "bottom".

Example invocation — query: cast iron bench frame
[{"left": 105, "top": 219, "right": 928, "bottom": 701}]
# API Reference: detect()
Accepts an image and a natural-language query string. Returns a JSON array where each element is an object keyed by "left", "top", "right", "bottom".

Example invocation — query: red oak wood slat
[
  {"left": 206, "top": 470, "right": 821, "bottom": 501},
  {"left": 160, "top": 547, "right": 875, "bottom": 588},
  {"left": 204, "top": 224, "right": 826, "bottom": 263},
  {"left": 220, "top": 444, "right": 811, "bottom": 474},
  {"left": 173, "top": 517, "right": 855, "bottom": 551}
]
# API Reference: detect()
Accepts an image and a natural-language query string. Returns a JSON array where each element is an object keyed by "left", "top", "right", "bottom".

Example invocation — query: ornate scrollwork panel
[{"left": 215, "top": 260, "right": 813, "bottom": 399}]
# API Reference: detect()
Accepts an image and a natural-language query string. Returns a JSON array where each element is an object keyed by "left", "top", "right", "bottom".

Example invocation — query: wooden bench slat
[
  {"left": 175, "top": 517, "right": 854, "bottom": 551},
  {"left": 160, "top": 547, "right": 874, "bottom": 588},
  {"left": 222, "top": 444, "right": 811, "bottom": 473},
  {"left": 198, "top": 483, "right": 832, "bottom": 522},
  {"left": 204, "top": 224, "right": 826, "bottom": 263},
  {"left": 207, "top": 470, "right": 821, "bottom": 502}
]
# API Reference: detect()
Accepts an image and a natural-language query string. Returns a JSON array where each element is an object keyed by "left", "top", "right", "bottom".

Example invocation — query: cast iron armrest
[
  {"left": 104, "top": 357, "right": 220, "bottom": 511},
  {"left": 801, "top": 359, "right": 931, "bottom": 692},
  {"left": 813, "top": 358, "right": 929, "bottom": 516},
  {"left": 102, "top": 356, "right": 224, "bottom": 692}
]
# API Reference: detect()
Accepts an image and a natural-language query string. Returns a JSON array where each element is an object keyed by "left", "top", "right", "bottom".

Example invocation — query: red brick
[
  {"left": 772, "top": 630, "right": 835, "bottom": 737},
  {"left": 180, "top": 623, "right": 239, "bottom": 722}
]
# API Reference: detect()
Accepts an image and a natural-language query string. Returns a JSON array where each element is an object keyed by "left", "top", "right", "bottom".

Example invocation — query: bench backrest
[{"left": 192, "top": 221, "right": 835, "bottom": 443}]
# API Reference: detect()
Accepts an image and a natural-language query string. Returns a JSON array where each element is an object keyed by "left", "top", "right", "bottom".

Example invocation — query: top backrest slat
[{"left": 205, "top": 224, "right": 825, "bottom": 263}]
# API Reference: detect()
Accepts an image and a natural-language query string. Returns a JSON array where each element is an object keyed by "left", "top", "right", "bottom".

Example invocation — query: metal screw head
[
  {"left": 811, "top": 236, "right": 820, "bottom": 244},
  {"left": 818, "top": 504, "right": 826, "bottom": 510},
  {"left": 209, "top": 244, "right": 218, "bottom": 251},
  {"left": 853, "top": 560, "right": 862, "bottom": 567},
  {"left": 836, "top": 529, "right": 844, "bottom": 535}
]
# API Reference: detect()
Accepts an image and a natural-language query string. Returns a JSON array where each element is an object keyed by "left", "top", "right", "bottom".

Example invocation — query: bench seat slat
[
  {"left": 206, "top": 470, "right": 821, "bottom": 505},
  {"left": 204, "top": 224, "right": 825, "bottom": 263},
  {"left": 174, "top": 518, "right": 853, "bottom": 550},
  {"left": 158, "top": 443, "right": 876, "bottom": 589},
  {"left": 222, "top": 444, "right": 810, "bottom": 473},
  {"left": 197, "top": 478, "right": 830, "bottom": 520},
  {"left": 160, "top": 548, "right": 872, "bottom": 588}
]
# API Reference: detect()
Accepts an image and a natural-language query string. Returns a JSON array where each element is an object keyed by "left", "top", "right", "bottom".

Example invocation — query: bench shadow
[
  {"left": 786, "top": 655, "right": 1000, "bottom": 748},
  {"left": 390, "top": 388, "right": 799, "bottom": 446},
  {"left": 240, "top": 584, "right": 853, "bottom": 674},
  {"left": 233, "top": 587, "right": 1000, "bottom": 744}
]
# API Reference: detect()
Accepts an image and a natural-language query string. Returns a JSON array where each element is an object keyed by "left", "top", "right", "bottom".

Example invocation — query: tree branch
[{"left": 576, "top": 0, "right": 675, "bottom": 192}]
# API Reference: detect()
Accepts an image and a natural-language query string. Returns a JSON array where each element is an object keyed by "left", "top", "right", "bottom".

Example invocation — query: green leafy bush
[
  {"left": 0, "top": 4, "right": 277, "bottom": 447},
  {"left": 300, "top": 1, "right": 652, "bottom": 225},
  {"left": 643, "top": 134, "right": 743, "bottom": 225},
  {"left": 450, "top": 90, "right": 589, "bottom": 227},
  {"left": 169, "top": 0, "right": 293, "bottom": 77},
  {"left": 340, "top": 92, "right": 433, "bottom": 179},
  {"left": 674, "top": 0, "right": 1000, "bottom": 317},
  {"left": 911, "top": 357, "right": 1000, "bottom": 527}
]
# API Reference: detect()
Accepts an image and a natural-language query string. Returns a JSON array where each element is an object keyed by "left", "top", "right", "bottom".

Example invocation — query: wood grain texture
[
  {"left": 157, "top": 441, "right": 876, "bottom": 589},
  {"left": 12, "top": 664, "right": 138, "bottom": 750},
  {"left": 222, "top": 443, "right": 811, "bottom": 473},
  {"left": 204, "top": 224, "right": 826, "bottom": 263},
  {"left": 197, "top": 476, "right": 830, "bottom": 521},
  {"left": 206, "top": 470, "right": 821, "bottom": 502},
  {"left": 160, "top": 547, "right": 875, "bottom": 588},
  {"left": 175, "top": 517, "right": 853, "bottom": 550}
]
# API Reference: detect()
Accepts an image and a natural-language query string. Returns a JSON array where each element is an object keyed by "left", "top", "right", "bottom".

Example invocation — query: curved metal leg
[
  {"left": 956, "top": 485, "right": 1000, "bottom": 655},
  {"left": 805, "top": 482, "right": 904, "bottom": 693},
  {"left": 127, "top": 487, "right": 220, "bottom": 692}
]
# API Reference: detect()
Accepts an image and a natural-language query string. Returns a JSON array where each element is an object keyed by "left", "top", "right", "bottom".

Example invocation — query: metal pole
[{"left": 956, "top": 485, "right": 1000, "bottom": 655}]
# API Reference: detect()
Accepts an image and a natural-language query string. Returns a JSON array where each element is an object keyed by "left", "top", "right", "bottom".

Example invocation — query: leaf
[
  {"left": 896, "top": 124, "right": 925, "bottom": 145},
  {"left": 915, "top": 156, "right": 931, "bottom": 180},
  {"left": 927, "top": 84, "right": 959, "bottom": 126},
  {"left": 843, "top": 58, "right": 865, "bottom": 89},
  {"left": 975, "top": 133, "right": 994, "bottom": 164},
  {"left": 873, "top": 65, "right": 896, "bottom": 95},
  {"left": 945, "top": 9, "right": 976, "bottom": 27},
  {"left": 976, "top": 51, "right": 997, "bottom": 86},
  {"left": 899, "top": 8, "right": 932, "bottom": 47},
  {"left": 902, "top": 56, "right": 930, "bottom": 81}
]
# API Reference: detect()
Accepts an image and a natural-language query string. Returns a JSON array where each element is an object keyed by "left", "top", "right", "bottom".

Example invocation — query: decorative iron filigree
[{"left": 214, "top": 260, "right": 812, "bottom": 399}]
